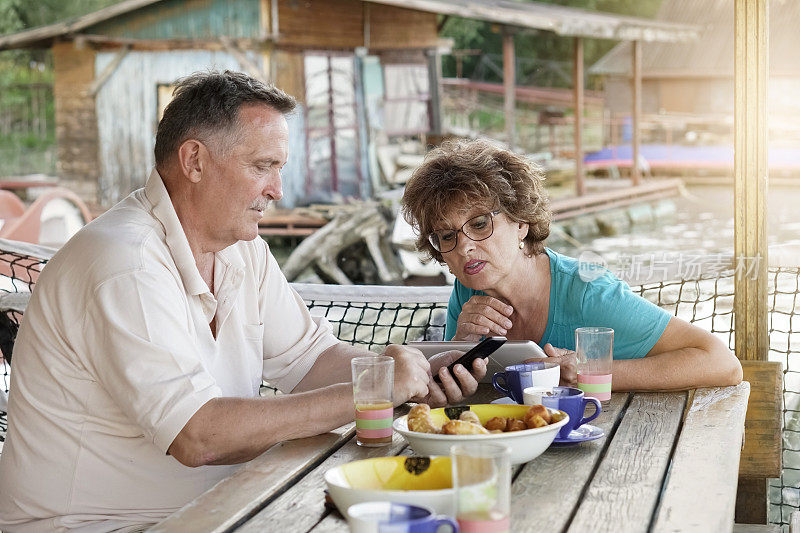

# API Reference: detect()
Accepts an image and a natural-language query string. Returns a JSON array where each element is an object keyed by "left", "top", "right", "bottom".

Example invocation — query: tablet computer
[{"left": 406, "top": 340, "right": 547, "bottom": 382}]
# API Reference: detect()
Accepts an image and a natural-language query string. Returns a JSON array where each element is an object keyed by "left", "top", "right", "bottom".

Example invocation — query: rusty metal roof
[
  {"left": 0, "top": 0, "right": 700, "bottom": 51},
  {"left": 368, "top": 0, "right": 700, "bottom": 41},
  {"left": 590, "top": 0, "right": 800, "bottom": 77}
]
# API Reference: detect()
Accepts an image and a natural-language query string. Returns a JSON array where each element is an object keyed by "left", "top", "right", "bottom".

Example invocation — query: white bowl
[
  {"left": 393, "top": 404, "right": 569, "bottom": 464},
  {"left": 325, "top": 456, "right": 455, "bottom": 516}
]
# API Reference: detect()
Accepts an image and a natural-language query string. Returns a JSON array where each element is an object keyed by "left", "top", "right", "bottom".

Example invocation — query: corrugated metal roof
[
  {"left": 590, "top": 0, "right": 800, "bottom": 77},
  {"left": 88, "top": 0, "right": 262, "bottom": 41},
  {"left": 0, "top": 0, "right": 700, "bottom": 51},
  {"left": 368, "top": 0, "right": 700, "bottom": 41}
]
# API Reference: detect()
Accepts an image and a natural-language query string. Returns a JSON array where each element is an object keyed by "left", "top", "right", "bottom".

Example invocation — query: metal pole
[
  {"left": 574, "top": 37, "right": 585, "bottom": 196},
  {"left": 631, "top": 40, "right": 642, "bottom": 186},
  {"left": 734, "top": 0, "right": 768, "bottom": 362},
  {"left": 503, "top": 28, "right": 515, "bottom": 150}
]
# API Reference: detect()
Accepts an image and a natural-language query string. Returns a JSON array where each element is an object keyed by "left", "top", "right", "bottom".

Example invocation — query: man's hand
[
  {"left": 415, "top": 350, "right": 488, "bottom": 408},
  {"left": 453, "top": 295, "right": 514, "bottom": 341},
  {"left": 524, "top": 343, "right": 577, "bottom": 387},
  {"left": 384, "top": 344, "right": 431, "bottom": 406}
]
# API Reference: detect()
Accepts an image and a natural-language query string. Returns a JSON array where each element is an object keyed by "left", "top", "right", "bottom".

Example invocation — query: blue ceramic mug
[
  {"left": 541, "top": 386, "right": 602, "bottom": 439},
  {"left": 346, "top": 501, "right": 459, "bottom": 533},
  {"left": 492, "top": 362, "right": 560, "bottom": 404}
]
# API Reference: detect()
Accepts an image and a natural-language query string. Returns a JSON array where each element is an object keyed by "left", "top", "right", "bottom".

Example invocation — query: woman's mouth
[{"left": 464, "top": 260, "right": 486, "bottom": 275}]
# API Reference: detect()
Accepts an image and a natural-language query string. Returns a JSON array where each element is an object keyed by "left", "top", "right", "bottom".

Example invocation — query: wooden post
[
  {"left": 574, "top": 37, "right": 585, "bottom": 196},
  {"left": 734, "top": 0, "right": 768, "bottom": 362},
  {"left": 631, "top": 40, "right": 642, "bottom": 186},
  {"left": 733, "top": 0, "right": 770, "bottom": 524},
  {"left": 427, "top": 48, "right": 443, "bottom": 136},
  {"left": 503, "top": 28, "right": 515, "bottom": 150}
]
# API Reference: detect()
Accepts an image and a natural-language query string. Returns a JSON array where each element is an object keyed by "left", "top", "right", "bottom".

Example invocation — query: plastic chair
[{"left": 0, "top": 188, "right": 92, "bottom": 246}]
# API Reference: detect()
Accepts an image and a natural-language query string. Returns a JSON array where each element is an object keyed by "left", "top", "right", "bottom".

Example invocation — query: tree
[
  {"left": 0, "top": 0, "right": 120, "bottom": 71},
  {"left": 440, "top": 0, "right": 663, "bottom": 87}
]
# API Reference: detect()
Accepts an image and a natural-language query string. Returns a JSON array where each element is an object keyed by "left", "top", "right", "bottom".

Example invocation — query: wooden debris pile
[
  {"left": 281, "top": 202, "right": 404, "bottom": 285},
  {"left": 376, "top": 141, "right": 426, "bottom": 186}
]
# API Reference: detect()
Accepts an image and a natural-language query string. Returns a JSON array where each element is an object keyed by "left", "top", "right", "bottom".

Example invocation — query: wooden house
[
  {"left": 589, "top": 0, "right": 800, "bottom": 124},
  {"left": 0, "top": 0, "right": 442, "bottom": 207}
]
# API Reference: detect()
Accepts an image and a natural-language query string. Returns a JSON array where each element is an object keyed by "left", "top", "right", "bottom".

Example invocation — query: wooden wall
[
  {"left": 276, "top": 0, "right": 438, "bottom": 50},
  {"left": 603, "top": 76, "right": 734, "bottom": 115},
  {"left": 94, "top": 49, "right": 244, "bottom": 206},
  {"left": 273, "top": 50, "right": 306, "bottom": 104},
  {"left": 52, "top": 42, "right": 99, "bottom": 201},
  {"left": 658, "top": 78, "right": 733, "bottom": 115},
  {"left": 87, "top": 0, "right": 262, "bottom": 40},
  {"left": 366, "top": 3, "right": 438, "bottom": 50},
  {"left": 602, "top": 77, "right": 661, "bottom": 116},
  {"left": 93, "top": 49, "right": 308, "bottom": 208}
]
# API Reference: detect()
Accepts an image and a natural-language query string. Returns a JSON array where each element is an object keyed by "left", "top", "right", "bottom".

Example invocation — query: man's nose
[{"left": 264, "top": 171, "right": 283, "bottom": 201}]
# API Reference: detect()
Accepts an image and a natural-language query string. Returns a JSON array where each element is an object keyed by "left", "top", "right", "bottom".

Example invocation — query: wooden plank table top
[{"left": 151, "top": 382, "right": 750, "bottom": 533}]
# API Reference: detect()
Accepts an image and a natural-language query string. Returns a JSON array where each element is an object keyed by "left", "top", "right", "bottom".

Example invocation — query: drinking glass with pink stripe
[
  {"left": 575, "top": 327, "right": 614, "bottom": 403},
  {"left": 451, "top": 443, "right": 511, "bottom": 533},
  {"left": 351, "top": 355, "right": 394, "bottom": 447}
]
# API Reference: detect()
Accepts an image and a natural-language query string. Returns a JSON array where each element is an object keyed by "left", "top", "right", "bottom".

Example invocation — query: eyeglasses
[{"left": 427, "top": 210, "right": 501, "bottom": 253}]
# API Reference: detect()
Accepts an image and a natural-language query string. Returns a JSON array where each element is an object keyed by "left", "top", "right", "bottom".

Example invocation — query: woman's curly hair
[{"left": 402, "top": 139, "right": 551, "bottom": 263}]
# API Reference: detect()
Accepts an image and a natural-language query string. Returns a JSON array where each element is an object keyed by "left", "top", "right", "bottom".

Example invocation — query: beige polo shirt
[{"left": 0, "top": 170, "right": 339, "bottom": 532}]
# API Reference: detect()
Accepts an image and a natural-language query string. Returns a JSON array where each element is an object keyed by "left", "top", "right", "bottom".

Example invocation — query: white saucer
[
  {"left": 490, "top": 397, "right": 518, "bottom": 405},
  {"left": 552, "top": 424, "right": 604, "bottom": 445}
]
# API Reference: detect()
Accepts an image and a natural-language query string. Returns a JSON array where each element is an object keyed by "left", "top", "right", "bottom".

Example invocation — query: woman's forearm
[{"left": 612, "top": 345, "right": 742, "bottom": 392}]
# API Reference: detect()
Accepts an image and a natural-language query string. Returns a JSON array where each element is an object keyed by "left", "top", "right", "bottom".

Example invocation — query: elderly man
[{"left": 0, "top": 71, "right": 486, "bottom": 532}]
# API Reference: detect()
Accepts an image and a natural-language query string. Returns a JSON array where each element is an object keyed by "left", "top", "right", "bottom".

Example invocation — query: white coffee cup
[{"left": 523, "top": 385, "right": 555, "bottom": 406}]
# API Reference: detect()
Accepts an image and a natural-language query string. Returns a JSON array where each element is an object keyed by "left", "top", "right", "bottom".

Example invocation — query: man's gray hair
[{"left": 154, "top": 70, "right": 296, "bottom": 167}]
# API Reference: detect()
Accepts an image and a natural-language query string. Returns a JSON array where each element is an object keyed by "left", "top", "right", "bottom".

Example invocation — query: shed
[{"left": 589, "top": 0, "right": 800, "bottom": 120}]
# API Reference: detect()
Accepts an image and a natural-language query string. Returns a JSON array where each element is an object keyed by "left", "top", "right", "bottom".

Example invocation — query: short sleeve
[
  {"left": 83, "top": 271, "right": 223, "bottom": 453},
  {"left": 257, "top": 251, "right": 340, "bottom": 392},
  {"left": 445, "top": 290, "right": 462, "bottom": 341},
  {"left": 445, "top": 281, "right": 484, "bottom": 340},
  {"left": 580, "top": 275, "right": 672, "bottom": 359}
]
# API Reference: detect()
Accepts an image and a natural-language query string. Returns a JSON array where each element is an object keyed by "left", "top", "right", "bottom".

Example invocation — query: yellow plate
[
  {"left": 325, "top": 456, "right": 456, "bottom": 516},
  {"left": 338, "top": 456, "right": 452, "bottom": 491}
]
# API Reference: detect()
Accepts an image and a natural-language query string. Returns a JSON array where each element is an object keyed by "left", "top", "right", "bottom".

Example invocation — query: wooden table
[{"left": 150, "top": 383, "right": 750, "bottom": 533}]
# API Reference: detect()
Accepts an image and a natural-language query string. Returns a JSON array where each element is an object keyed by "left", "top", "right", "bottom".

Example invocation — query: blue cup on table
[
  {"left": 492, "top": 362, "right": 560, "bottom": 404},
  {"left": 541, "top": 386, "right": 602, "bottom": 439},
  {"left": 346, "top": 502, "right": 459, "bottom": 532}
]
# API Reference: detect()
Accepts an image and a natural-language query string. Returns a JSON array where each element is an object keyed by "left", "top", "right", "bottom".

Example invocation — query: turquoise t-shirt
[{"left": 444, "top": 248, "right": 671, "bottom": 359}]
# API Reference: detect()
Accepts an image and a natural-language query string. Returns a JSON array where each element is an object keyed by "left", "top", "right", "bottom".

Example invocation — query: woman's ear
[{"left": 518, "top": 222, "right": 529, "bottom": 240}]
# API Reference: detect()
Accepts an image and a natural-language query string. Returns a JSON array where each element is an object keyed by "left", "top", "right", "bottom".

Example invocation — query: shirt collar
[{"left": 144, "top": 169, "right": 210, "bottom": 296}]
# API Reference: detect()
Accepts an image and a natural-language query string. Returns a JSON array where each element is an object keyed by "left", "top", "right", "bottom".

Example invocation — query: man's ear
[{"left": 176, "top": 140, "right": 205, "bottom": 184}]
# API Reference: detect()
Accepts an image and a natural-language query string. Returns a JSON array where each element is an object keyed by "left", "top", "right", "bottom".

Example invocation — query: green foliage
[
  {"left": 440, "top": 0, "right": 663, "bottom": 87},
  {"left": 0, "top": 0, "right": 109, "bottom": 175},
  {"left": 0, "top": 0, "right": 121, "bottom": 68},
  {"left": 0, "top": 0, "right": 121, "bottom": 33}
]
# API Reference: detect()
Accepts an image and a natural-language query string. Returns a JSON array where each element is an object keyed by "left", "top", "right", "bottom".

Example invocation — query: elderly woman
[{"left": 402, "top": 140, "right": 742, "bottom": 390}]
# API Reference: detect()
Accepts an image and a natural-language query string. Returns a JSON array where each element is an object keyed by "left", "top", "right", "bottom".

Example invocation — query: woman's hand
[
  {"left": 525, "top": 343, "right": 577, "bottom": 387},
  {"left": 453, "top": 295, "right": 514, "bottom": 341}
]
